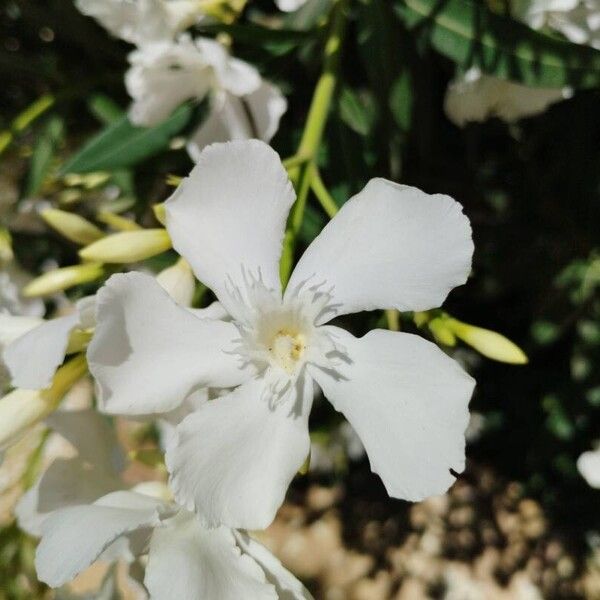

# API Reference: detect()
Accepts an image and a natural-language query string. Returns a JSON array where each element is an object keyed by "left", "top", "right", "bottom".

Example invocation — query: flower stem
[
  {"left": 281, "top": 0, "right": 348, "bottom": 284},
  {"left": 310, "top": 166, "right": 338, "bottom": 218}
]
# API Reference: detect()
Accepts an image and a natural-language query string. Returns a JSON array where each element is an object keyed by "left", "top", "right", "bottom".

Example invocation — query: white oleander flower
[
  {"left": 87, "top": 139, "right": 476, "bottom": 530},
  {"left": 514, "top": 0, "right": 600, "bottom": 49},
  {"left": 125, "top": 36, "right": 286, "bottom": 156},
  {"left": 35, "top": 479, "right": 313, "bottom": 600},
  {"left": 76, "top": 0, "right": 206, "bottom": 46},
  {"left": 445, "top": 67, "right": 571, "bottom": 126},
  {"left": 577, "top": 444, "right": 600, "bottom": 488}
]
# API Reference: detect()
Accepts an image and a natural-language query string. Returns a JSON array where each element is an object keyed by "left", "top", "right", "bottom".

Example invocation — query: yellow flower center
[{"left": 269, "top": 329, "right": 306, "bottom": 374}]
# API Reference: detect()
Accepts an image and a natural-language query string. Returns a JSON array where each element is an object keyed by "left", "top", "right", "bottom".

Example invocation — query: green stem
[
  {"left": 281, "top": 0, "right": 348, "bottom": 284},
  {"left": 310, "top": 167, "right": 338, "bottom": 218}
]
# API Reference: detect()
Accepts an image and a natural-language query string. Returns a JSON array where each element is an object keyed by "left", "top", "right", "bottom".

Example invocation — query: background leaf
[
  {"left": 61, "top": 104, "right": 192, "bottom": 174},
  {"left": 395, "top": 0, "right": 600, "bottom": 88},
  {"left": 23, "top": 115, "right": 64, "bottom": 198}
]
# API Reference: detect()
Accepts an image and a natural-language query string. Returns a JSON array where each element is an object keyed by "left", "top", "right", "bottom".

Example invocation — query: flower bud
[
  {"left": 23, "top": 263, "right": 105, "bottom": 297},
  {"left": 429, "top": 317, "right": 457, "bottom": 347},
  {"left": 156, "top": 259, "right": 195, "bottom": 306},
  {"left": 96, "top": 210, "right": 141, "bottom": 232},
  {"left": 0, "top": 354, "right": 87, "bottom": 450},
  {"left": 0, "top": 227, "right": 13, "bottom": 264},
  {"left": 79, "top": 229, "right": 172, "bottom": 263},
  {"left": 448, "top": 319, "right": 528, "bottom": 364},
  {"left": 42, "top": 209, "right": 104, "bottom": 245},
  {"left": 153, "top": 203, "right": 166, "bottom": 226}
]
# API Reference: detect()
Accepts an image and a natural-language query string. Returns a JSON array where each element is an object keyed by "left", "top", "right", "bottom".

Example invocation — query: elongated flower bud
[
  {"left": 79, "top": 229, "right": 172, "bottom": 263},
  {"left": 42, "top": 209, "right": 104, "bottom": 245},
  {"left": 156, "top": 258, "right": 195, "bottom": 306},
  {"left": 23, "top": 263, "right": 105, "bottom": 297},
  {"left": 448, "top": 319, "right": 528, "bottom": 364},
  {"left": 0, "top": 227, "right": 13, "bottom": 264},
  {"left": 0, "top": 354, "right": 87, "bottom": 450},
  {"left": 96, "top": 211, "right": 141, "bottom": 232}
]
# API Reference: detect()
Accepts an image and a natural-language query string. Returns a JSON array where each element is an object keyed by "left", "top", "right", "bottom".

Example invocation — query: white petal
[
  {"left": 276, "top": 0, "right": 309, "bottom": 11},
  {"left": 166, "top": 140, "right": 295, "bottom": 319},
  {"left": 577, "top": 447, "right": 600, "bottom": 488},
  {"left": 35, "top": 491, "right": 167, "bottom": 588},
  {"left": 17, "top": 409, "right": 124, "bottom": 535},
  {"left": 235, "top": 531, "right": 314, "bottom": 600},
  {"left": 286, "top": 179, "right": 473, "bottom": 322},
  {"left": 88, "top": 272, "right": 251, "bottom": 415},
  {"left": 145, "top": 512, "right": 276, "bottom": 600},
  {"left": 186, "top": 83, "right": 287, "bottom": 162},
  {"left": 0, "top": 314, "right": 43, "bottom": 349},
  {"left": 197, "top": 38, "right": 261, "bottom": 96},
  {"left": 189, "top": 300, "right": 230, "bottom": 321},
  {"left": 76, "top": 0, "right": 171, "bottom": 45},
  {"left": 186, "top": 93, "right": 251, "bottom": 161},
  {"left": 243, "top": 80, "right": 288, "bottom": 143},
  {"left": 17, "top": 456, "right": 122, "bottom": 537},
  {"left": 126, "top": 37, "right": 211, "bottom": 127},
  {"left": 3, "top": 313, "right": 79, "bottom": 390},
  {"left": 309, "top": 327, "right": 475, "bottom": 501},
  {"left": 166, "top": 373, "right": 313, "bottom": 529}
]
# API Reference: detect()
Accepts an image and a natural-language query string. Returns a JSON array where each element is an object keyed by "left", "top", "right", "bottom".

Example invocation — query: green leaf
[
  {"left": 197, "top": 23, "right": 310, "bottom": 55},
  {"left": 338, "top": 87, "right": 377, "bottom": 136},
  {"left": 23, "top": 116, "right": 64, "bottom": 198},
  {"left": 389, "top": 71, "right": 413, "bottom": 131},
  {"left": 394, "top": 0, "right": 600, "bottom": 88},
  {"left": 61, "top": 104, "right": 193, "bottom": 174},
  {"left": 282, "top": 0, "right": 333, "bottom": 30},
  {"left": 88, "top": 94, "right": 125, "bottom": 125}
]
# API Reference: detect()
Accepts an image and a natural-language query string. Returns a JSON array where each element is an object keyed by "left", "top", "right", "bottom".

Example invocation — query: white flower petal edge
[
  {"left": 87, "top": 272, "right": 251, "bottom": 415},
  {"left": 3, "top": 313, "right": 79, "bottom": 390},
  {"left": 309, "top": 327, "right": 475, "bottom": 501},
  {"left": 166, "top": 375, "right": 314, "bottom": 530},
  {"left": 186, "top": 82, "right": 288, "bottom": 161},
  {"left": 234, "top": 530, "right": 313, "bottom": 600},
  {"left": 166, "top": 140, "right": 296, "bottom": 319},
  {"left": 35, "top": 490, "right": 169, "bottom": 588},
  {"left": 145, "top": 513, "right": 276, "bottom": 600},
  {"left": 286, "top": 178, "right": 473, "bottom": 322},
  {"left": 3, "top": 296, "right": 95, "bottom": 390}
]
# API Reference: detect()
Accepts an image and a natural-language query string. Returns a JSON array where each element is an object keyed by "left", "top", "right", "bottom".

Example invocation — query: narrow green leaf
[
  {"left": 61, "top": 104, "right": 193, "bottom": 174},
  {"left": 338, "top": 87, "right": 377, "bottom": 136},
  {"left": 389, "top": 71, "right": 413, "bottom": 131},
  {"left": 395, "top": 0, "right": 600, "bottom": 88},
  {"left": 23, "top": 116, "right": 64, "bottom": 198},
  {"left": 88, "top": 95, "right": 125, "bottom": 125}
]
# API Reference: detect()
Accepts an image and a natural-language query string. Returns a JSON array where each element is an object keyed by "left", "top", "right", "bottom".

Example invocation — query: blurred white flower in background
[
  {"left": 76, "top": 0, "right": 207, "bottom": 46},
  {"left": 514, "top": 0, "right": 600, "bottom": 49},
  {"left": 577, "top": 444, "right": 600, "bottom": 488},
  {"left": 76, "top": 0, "right": 288, "bottom": 159},
  {"left": 445, "top": 67, "right": 572, "bottom": 126},
  {"left": 275, "top": 0, "right": 309, "bottom": 11},
  {"left": 125, "top": 36, "right": 286, "bottom": 157},
  {"left": 444, "top": 0, "right": 600, "bottom": 126},
  {"left": 86, "top": 139, "right": 475, "bottom": 531}
]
